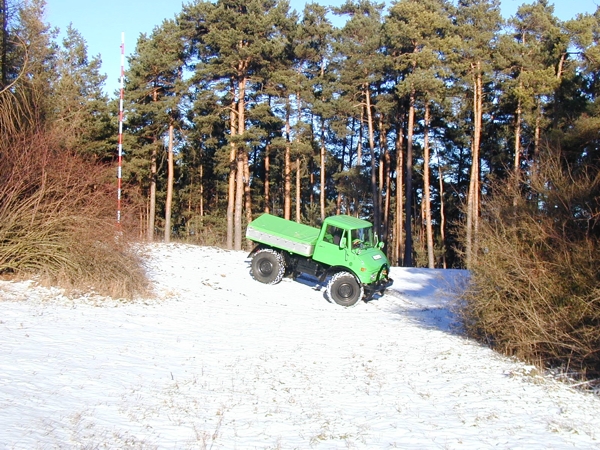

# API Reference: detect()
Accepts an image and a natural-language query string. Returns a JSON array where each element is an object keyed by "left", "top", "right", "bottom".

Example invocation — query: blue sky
[{"left": 45, "top": 0, "right": 600, "bottom": 97}]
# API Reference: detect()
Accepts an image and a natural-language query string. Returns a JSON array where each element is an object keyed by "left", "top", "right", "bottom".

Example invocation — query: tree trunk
[
  {"left": 234, "top": 149, "right": 244, "bottom": 251},
  {"left": 264, "top": 144, "right": 271, "bottom": 213},
  {"left": 533, "top": 103, "right": 541, "bottom": 183},
  {"left": 295, "top": 159, "right": 301, "bottom": 222},
  {"left": 243, "top": 149, "right": 252, "bottom": 245},
  {"left": 199, "top": 162, "right": 204, "bottom": 219},
  {"left": 394, "top": 119, "right": 404, "bottom": 266},
  {"left": 364, "top": 83, "right": 380, "bottom": 237},
  {"left": 378, "top": 115, "right": 390, "bottom": 244},
  {"left": 164, "top": 124, "right": 174, "bottom": 243},
  {"left": 357, "top": 110, "right": 363, "bottom": 167},
  {"left": 466, "top": 66, "right": 482, "bottom": 269},
  {"left": 226, "top": 95, "right": 237, "bottom": 250},
  {"left": 148, "top": 143, "right": 157, "bottom": 241},
  {"left": 404, "top": 91, "right": 415, "bottom": 267},
  {"left": 234, "top": 76, "right": 247, "bottom": 251},
  {"left": 514, "top": 93, "right": 522, "bottom": 174},
  {"left": 320, "top": 121, "right": 326, "bottom": 221},
  {"left": 438, "top": 161, "right": 446, "bottom": 269},
  {"left": 284, "top": 101, "right": 291, "bottom": 220},
  {"left": 423, "top": 103, "right": 434, "bottom": 268}
]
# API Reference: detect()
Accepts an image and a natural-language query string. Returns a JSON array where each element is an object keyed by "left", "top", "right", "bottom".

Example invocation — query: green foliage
[{"left": 52, "top": 25, "right": 113, "bottom": 159}]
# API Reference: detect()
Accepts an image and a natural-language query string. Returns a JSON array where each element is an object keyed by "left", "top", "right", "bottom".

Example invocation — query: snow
[{"left": 1, "top": 243, "right": 599, "bottom": 449}]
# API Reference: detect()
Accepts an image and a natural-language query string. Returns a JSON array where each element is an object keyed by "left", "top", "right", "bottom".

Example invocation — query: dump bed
[{"left": 246, "top": 213, "right": 320, "bottom": 257}]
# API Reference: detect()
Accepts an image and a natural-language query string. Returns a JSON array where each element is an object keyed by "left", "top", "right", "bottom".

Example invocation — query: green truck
[{"left": 245, "top": 213, "right": 393, "bottom": 307}]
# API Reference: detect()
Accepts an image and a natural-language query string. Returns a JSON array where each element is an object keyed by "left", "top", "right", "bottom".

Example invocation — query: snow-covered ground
[{"left": 1, "top": 243, "right": 599, "bottom": 449}]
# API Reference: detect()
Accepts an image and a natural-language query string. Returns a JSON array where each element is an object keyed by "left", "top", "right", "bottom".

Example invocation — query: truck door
[{"left": 312, "top": 224, "right": 351, "bottom": 267}]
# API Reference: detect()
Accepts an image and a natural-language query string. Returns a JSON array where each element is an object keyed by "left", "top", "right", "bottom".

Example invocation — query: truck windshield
[{"left": 350, "top": 227, "right": 375, "bottom": 250}]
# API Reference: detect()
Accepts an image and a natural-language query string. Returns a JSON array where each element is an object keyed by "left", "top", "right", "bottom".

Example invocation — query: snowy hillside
[{"left": 1, "top": 243, "right": 599, "bottom": 449}]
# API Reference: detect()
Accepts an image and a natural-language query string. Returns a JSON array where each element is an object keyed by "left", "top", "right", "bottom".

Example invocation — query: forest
[{"left": 1, "top": 0, "right": 599, "bottom": 380}]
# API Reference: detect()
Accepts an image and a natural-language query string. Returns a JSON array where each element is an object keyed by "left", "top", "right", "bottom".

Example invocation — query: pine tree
[
  {"left": 564, "top": 7, "right": 600, "bottom": 166},
  {"left": 2, "top": 0, "right": 57, "bottom": 133},
  {"left": 452, "top": 0, "right": 503, "bottom": 269},
  {"left": 502, "top": 0, "right": 562, "bottom": 177},
  {"left": 333, "top": 0, "right": 386, "bottom": 234},
  {"left": 182, "top": 0, "right": 292, "bottom": 250},
  {"left": 53, "top": 25, "right": 112, "bottom": 158},
  {"left": 384, "top": 0, "right": 451, "bottom": 267},
  {"left": 125, "top": 19, "right": 185, "bottom": 241},
  {"left": 294, "top": 3, "right": 335, "bottom": 220}
]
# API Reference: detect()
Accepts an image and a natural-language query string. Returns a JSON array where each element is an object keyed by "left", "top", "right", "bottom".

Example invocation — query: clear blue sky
[{"left": 45, "top": 0, "right": 600, "bottom": 97}]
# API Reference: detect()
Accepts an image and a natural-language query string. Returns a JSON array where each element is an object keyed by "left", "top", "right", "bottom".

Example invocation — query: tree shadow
[{"left": 368, "top": 268, "right": 470, "bottom": 335}]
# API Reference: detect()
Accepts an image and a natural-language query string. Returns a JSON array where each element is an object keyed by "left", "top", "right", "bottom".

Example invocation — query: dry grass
[
  {"left": 460, "top": 150, "right": 600, "bottom": 382},
  {"left": 0, "top": 131, "right": 148, "bottom": 299}
]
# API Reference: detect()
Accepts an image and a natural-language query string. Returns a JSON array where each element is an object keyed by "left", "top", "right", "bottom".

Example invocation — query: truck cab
[{"left": 313, "top": 215, "right": 389, "bottom": 287}]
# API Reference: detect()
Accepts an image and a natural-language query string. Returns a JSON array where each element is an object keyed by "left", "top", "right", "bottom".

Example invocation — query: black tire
[
  {"left": 250, "top": 249, "right": 286, "bottom": 285},
  {"left": 327, "top": 271, "right": 364, "bottom": 307}
]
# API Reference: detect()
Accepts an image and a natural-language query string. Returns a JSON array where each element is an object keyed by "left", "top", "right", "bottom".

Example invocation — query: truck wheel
[
  {"left": 327, "top": 272, "right": 364, "bottom": 307},
  {"left": 250, "top": 249, "right": 285, "bottom": 285}
]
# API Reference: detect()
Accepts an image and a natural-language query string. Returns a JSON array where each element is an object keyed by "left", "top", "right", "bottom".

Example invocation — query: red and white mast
[{"left": 117, "top": 32, "right": 125, "bottom": 225}]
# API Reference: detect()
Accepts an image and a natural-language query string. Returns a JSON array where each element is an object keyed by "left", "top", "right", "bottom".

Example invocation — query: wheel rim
[
  {"left": 258, "top": 259, "right": 273, "bottom": 276},
  {"left": 337, "top": 282, "right": 355, "bottom": 299}
]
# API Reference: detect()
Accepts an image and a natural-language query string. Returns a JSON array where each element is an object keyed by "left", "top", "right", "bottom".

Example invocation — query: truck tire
[
  {"left": 250, "top": 249, "right": 285, "bottom": 285},
  {"left": 327, "top": 271, "right": 364, "bottom": 307}
]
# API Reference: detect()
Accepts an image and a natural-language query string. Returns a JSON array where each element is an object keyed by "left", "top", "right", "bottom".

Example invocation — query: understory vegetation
[
  {"left": 0, "top": 128, "right": 148, "bottom": 299},
  {"left": 460, "top": 148, "right": 600, "bottom": 382}
]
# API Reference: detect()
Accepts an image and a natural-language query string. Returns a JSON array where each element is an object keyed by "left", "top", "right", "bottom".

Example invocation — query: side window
[{"left": 323, "top": 225, "right": 343, "bottom": 245}]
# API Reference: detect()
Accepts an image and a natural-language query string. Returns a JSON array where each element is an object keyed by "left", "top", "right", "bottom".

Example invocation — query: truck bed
[{"left": 246, "top": 213, "right": 320, "bottom": 257}]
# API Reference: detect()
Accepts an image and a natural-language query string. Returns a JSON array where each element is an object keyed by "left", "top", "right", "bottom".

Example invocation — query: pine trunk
[
  {"left": 264, "top": 144, "right": 271, "bottom": 214},
  {"left": 164, "top": 124, "right": 174, "bottom": 243},
  {"left": 148, "top": 143, "right": 157, "bottom": 242},
  {"left": 404, "top": 92, "right": 415, "bottom": 267},
  {"left": 233, "top": 76, "right": 247, "bottom": 251},
  {"left": 466, "top": 66, "right": 482, "bottom": 269},
  {"left": 320, "top": 121, "right": 326, "bottom": 221},
  {"left": 423, "top": 104, "right": 434, "bottom": 268},
  {"left": 514, "top": 93, "right": 522, "bottom": 174},
  {"left": 226, "top": 96, "right": 236, "bottom": 250},
  {"left": 438, "top": 162, "right": 446, "bottom": 269},
  {"left": 378, "top": 116, "right": 390, "bottom": 243},
  {"left": 394, "top": 120, "right": 404, "bottom": 266},
  {"left": 243, "top": 149, "right": 252, "bottom": 243},
  {"left": 364, "top": 83, "right": 380, "bottom": 237},
  {"left": 284, "top": 103, "right": 291, "bottom": 220},
  {"left": 295, "top": 159, "right": 301, "bottom": 222}
]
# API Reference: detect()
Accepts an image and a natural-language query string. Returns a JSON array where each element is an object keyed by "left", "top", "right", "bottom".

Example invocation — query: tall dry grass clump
[
  {"left": 0, "top": 131, "right": 148, "bottom": 299},
  {"left": 460, "top": 150, "right": 600, "bottom": 382}
]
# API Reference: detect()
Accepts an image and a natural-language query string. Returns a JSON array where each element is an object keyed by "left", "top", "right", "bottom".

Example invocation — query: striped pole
[{"left": 117, "top": 32, "right": 125, "bottom": 225}]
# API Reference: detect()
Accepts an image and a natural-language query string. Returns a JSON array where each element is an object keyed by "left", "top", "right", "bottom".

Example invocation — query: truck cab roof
[{"left": 323, "top": 215, "right": 373, "bottom": 230}]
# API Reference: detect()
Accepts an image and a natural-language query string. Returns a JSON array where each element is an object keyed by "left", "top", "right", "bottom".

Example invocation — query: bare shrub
[
  {"left": 0, "top": 131, "right": 149, "bottom": 299},
  {"left": 460, "top": 149, "right": 600, "bottom": 382}
]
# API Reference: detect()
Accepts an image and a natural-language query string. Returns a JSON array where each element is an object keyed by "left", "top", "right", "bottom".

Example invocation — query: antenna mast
[{"left": 117, "top": 32, "right": 125, "bottom": 225}]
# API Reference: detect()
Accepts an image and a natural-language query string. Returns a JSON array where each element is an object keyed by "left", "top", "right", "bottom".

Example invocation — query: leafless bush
[
  {"left": 460, "top": 149, "right": 600, "bottom": 382},
  {"left": 0, "top": 131, "right": 149, "bottom": 299}
]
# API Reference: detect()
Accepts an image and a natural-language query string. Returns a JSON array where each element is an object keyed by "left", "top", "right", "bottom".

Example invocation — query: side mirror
[
  {"left": 339, "top": 237, "right": 347, "bottom": 249},
  {"left": 377, "top": 241, "right": 384, "bottom": 249}
]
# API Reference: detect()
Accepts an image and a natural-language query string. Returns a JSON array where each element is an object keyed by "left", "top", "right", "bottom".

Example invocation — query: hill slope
[{"left": 1, "top": 243, "right": 599, "bottom": 449}]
